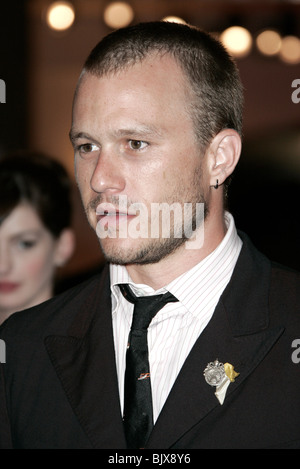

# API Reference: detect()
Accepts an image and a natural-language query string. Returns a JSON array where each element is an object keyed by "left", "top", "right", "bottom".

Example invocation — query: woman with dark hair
[{"left": 0, "top": 153, "right": 75, "bottom": 324}]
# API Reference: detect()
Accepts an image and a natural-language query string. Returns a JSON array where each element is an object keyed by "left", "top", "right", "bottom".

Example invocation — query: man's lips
[
  {"left": 96, "top": 204, "right": 135, "bottom": 227},
  {"left": 0, "top": 282, "right": 20, "bottom": 293}
]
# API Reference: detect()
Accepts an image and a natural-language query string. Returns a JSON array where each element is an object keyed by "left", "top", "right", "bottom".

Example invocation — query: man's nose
[{"left": 90, "top": 150, "right": 126, "bottom": 194}]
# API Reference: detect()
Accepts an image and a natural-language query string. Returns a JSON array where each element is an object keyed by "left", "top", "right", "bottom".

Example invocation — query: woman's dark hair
[{"left": 0, "top": 152, "right": 72, "bottom": 237}]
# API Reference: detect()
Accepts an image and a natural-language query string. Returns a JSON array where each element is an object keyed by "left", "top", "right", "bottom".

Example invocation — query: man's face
[{"left": 71, "top": 54, "right": 210, "bottom": 265}]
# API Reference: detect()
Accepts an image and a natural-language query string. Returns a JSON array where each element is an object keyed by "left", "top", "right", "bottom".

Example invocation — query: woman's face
[{"left": 0, "top": 203, "right": 66, "bottom": 323}]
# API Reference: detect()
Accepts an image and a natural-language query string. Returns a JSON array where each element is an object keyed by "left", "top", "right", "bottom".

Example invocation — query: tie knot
[{"left": 118, "top": 283, "right": 178, "bottom": 331}]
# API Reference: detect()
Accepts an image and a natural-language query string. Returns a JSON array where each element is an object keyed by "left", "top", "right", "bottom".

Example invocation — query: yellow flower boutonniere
[{"left": 203, "top": 360, "right": 239, "bottom": 405}]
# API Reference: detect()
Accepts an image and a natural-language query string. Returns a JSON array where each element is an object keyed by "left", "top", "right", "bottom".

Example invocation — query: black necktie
[{"left": 119, "top": 283, "right": 178, "bottom": 449}]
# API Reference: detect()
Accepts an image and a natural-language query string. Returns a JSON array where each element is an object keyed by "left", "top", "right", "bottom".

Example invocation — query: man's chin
[{"left": 99, "top": 236, "right": 186, "bottom": 266}]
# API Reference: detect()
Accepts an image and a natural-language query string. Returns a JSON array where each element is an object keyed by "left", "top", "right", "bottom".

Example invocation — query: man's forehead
[
  {"left": 77, "top": 52, "right": 184, "bottom": 90},
  {"left": 71, "top": 54, "right": 192, "bottom": 132}
]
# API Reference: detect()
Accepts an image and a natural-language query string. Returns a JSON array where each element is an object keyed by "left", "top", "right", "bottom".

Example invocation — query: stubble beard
[{"left": 86, "top": 166, "right": 208, "bottom": 266}]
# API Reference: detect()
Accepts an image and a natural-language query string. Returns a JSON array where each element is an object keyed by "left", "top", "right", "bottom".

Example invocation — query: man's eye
[
  {"left": 128, "top": 140, "right": 148, "bottom": 151},
  {"left": 78, "top": 143, "right": 99, "bottom": 154}
]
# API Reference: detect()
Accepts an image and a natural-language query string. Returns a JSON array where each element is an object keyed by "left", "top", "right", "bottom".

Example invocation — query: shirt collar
[{"left": 110, "top": 212, "right": 242, "bottom": 316}]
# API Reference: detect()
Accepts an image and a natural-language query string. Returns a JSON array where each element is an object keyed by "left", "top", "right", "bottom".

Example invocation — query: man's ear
[
  {"left": 206, "top": 129, "right": 242, "bottom": 187},
  {"left": 54, "top": 228, "right": 76, "bottom": 267}
]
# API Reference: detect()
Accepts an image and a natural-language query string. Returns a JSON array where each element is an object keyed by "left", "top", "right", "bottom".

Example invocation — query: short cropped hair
[
  {"left": 0, "top": 152, "right": 72, "bottom": 237},
  {"left": 82, "top": 21, "right": 244, "bottom": 151}
]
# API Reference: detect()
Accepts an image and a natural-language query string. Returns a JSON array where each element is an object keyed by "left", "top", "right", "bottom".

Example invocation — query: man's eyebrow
[
  {"left": 69, "top": 125, "right": 163, "bottom": 144},
  {"left": 69, "top": 130, "right": 95, "bottom": 143},
  {"left": 113, "top": 125, "right": 163, "bottom": 139}
]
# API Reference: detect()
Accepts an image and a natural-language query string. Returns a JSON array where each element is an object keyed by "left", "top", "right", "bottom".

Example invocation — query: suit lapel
[
  {"left": 45, "top": 266, "right": 127, "bottom": 449},
  {"left": 147, "top": 233, "right": 285, "bottom": 448},
  {"left": 147, "top": 303, "right": 283, "bottom": 448}
]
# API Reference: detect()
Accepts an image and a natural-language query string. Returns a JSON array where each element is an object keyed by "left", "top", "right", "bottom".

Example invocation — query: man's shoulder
[
  {"left": 239, "top": 230, "right": 300, "bottom": 291},
  {"left": 233, "top": 232, "right": 300, "bottom": 327},
  {"left": 269, "top": 261, "right": 300, "bottom": 330},
  {"left": 271, "top": 261, "right": 300, "bottom": 292}
]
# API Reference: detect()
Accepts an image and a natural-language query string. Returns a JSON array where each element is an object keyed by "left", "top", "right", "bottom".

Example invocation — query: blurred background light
[
  {"left": 103, "top": 2, "right": 134, "bottom": 29},
  {"left": 46, "top": 1, "right": 75, "bottom": 31},
  {"left": 220, "top": 26, "right": 253, "bottom": 58},
  {"left": 256, "top": 29, "right": 282, "bottom": 56},
  {"left": 278, "top": 35, "right": 300, "bottom": 64}
]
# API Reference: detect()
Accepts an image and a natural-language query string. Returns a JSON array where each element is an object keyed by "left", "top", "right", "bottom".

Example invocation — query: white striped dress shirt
[{"left": 110, "top": 212, "right": 242, "bottom": 422}]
